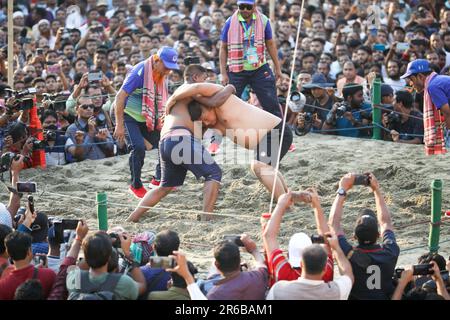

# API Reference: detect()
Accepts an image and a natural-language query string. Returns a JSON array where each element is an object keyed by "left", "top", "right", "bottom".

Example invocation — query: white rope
[{"left": 268, "top": 0, "right": 305, "bottom": 214}]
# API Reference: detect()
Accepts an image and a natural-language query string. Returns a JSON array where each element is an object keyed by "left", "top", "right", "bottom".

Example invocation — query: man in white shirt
[{"left": 266, "top": 231, "right": 354, "bottom": 300}]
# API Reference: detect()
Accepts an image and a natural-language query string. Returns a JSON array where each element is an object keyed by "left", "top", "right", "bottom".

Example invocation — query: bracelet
[{"left": 75, "top": 236, "right": 83, "bottom": 242}]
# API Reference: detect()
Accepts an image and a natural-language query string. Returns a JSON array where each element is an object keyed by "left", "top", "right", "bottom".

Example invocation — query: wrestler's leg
[
  {"left": 202, "top": 180, "right": 221, "bottom": 221},
  {"left": 251, "top": 160, "right": 288, "bottom": 201},
  {"left": 126, "top": 186, "right": 172, "bottom": 222}
]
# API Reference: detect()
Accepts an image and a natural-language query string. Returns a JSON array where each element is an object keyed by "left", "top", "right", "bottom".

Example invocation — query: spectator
[
  {"left": 14, "top": 279, "right": 45, "bottom": 300},
  {"left": 66, "top": 231, "right": 146, "bottom": 300},
  {"left": 336, "top": 61, "right": 366, "bottom": 96},
  {"left": 65, "top": 94, "right": 115, "bottom": 161},
  {"left": 0, "top": 224, "right": 12, "bottom": 277},
  {"left": 206, "top": 234, "right": 268, "bottom": 300},
  {"left": 329, "top": 172, "right": 400, "bottom": 300},
  {"left": 0, "top": 229, "right": 56, "bottom": 299},
  {"left": 263, "top": 189, "right": 335, "bottom": 286}
]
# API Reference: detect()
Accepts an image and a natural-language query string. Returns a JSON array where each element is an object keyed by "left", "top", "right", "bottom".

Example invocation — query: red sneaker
[
  {"left": 129, "top": 185, "right": 148, "bottom": 199},
  {"left": 148, "top": 177, "right": 160, "bottom": 189},
  {"left": 208, "top": 142, "right": 220, "bottom": 156},
  {"left": 288, "top": 143, "right": 296, "bottom": 152}
]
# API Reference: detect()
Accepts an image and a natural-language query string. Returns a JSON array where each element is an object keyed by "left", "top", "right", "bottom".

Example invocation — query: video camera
[
  {"left": 335, "top": 102, "right": 351, "bottom": 118},
  {"left": 288, "top": 91, "right": 306, "bottom": 113},
  {"left": 48, "top": 217, "right": 79, "bottom": 244},
  {"left": 30, "top": 137, "right": 46, "bottom": 151},
  {"left": 4, "top": 88, "right": 37, "bottom": 114},
  {"left": 42, "top": 92, "right": 70, "bottom": 112}
]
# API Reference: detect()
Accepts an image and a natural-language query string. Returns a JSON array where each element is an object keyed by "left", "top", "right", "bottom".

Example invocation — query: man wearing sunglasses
[
  {"left": 65, "top": 94, "right": 115, "bottom": 161},
  {"left": 219, "top": 0, "right": 282, "bottom": 119}
]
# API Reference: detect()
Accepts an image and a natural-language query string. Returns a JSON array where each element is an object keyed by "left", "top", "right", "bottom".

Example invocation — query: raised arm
[
  {"left": 193, "top": 84, "right": 236, "bottom": 108},
  {"left": 165, "top": 83, "right": 224, "bottom": 114},
  {"left": 368, "top": 173, "right": 393, "bottom": 233},
  {"left": 328, "top": 173, "right": 355, "bottom": 236}
]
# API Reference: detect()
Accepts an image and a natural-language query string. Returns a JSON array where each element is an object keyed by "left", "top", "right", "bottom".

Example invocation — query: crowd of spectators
[{"left": 0, "top": 0, "right": 449, "bottom": 300}]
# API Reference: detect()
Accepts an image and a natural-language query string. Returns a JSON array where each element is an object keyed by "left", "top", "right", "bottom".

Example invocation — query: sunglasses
[
  {"left": 80, "top": 104, "right": 95, "bottom": 110},
  {"left": 238, "top": 4, "right": 254, "bottom": 11}
]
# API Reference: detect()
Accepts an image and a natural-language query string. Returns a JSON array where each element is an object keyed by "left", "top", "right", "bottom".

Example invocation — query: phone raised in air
[{"left": 16, "top": 182, "right": 37, "bottom": 193}]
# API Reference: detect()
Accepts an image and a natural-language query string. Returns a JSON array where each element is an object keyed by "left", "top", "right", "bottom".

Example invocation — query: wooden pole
[
  {"left": 7, "top": 0, "right": 13, "bottom": 88},
  {"left": 269, "top": 0, "right": 275, "bottom": 32}
]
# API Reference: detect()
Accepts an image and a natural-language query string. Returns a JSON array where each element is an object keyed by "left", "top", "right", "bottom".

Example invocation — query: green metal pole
[
  {"left": 372, "top": 79, "right": 381, "bottom": 140},
  {"left": 97, "top": 192, "right": 108, "bottom": 231},
  {"left": 428, "top": 179, "right": 442, "bottom": 253}
]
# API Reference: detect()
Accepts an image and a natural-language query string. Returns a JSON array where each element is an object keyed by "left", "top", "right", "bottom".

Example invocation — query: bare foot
[{"left": 126, "top": 211, "right": 141, "bottom": 223}]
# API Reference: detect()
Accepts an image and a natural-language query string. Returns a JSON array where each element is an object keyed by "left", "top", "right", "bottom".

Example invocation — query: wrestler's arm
[
  {"left": 165, "top": 83, "right": 224, "bottom": 114},
  {"left": 193, "top": 84, "right": 236, "bottom": 108}
]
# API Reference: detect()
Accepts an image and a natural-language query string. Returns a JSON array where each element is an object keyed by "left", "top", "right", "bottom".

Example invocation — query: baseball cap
[
  {"left": 288, "top": 232, "right": 312, "bottom": 268},
  {"left": 157, "top": 46, "right": 180, "bottom": 70},
  {"left": 96, "top": 0, "right": 108, "bottom": 7},
  {"left": 237, "top": 0, "right": 255, "bottom": 4},
  {"left": 354, "top": 210, "right": 379, "bottom": 245},
  {"left": 381, "top": 84, "right": 393, "bottom": 97},
  {"left": 13, "top": 11, "right": 24, "bottom": 19},
  {"left": 400, "top": 59, "right": 431, "bottom": 79}
]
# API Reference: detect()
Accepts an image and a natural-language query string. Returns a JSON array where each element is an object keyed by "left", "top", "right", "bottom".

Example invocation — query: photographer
[
  {"left": 392, "top": 262, "right": 450, "bottom": 300},
  {"left": 322, "top": 83, "right": 372, "bottom": 138},
  {"left": 65, "top": 94, "right": 115, "bottom": 161},
  {"left": 382, "top": 90, "right": 424, "bottom": 145},
  {"left": 40, "top": 110, "right": 83, "bottom": 165},
  {"left": 0, "top": 155, "right": 25, "bottom": 228},
  {"left": 328, "top": 172, "right": 400, "bottom": 300}
]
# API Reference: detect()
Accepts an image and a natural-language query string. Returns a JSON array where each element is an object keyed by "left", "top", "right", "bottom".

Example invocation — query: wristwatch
[{"left": 336, "top": 188, "right": 347, "bottom": 197}]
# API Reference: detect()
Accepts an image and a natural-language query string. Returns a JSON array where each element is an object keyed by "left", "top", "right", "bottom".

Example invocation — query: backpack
[{"left": 68, "top": 270, "right": 122, "bottom": 300}]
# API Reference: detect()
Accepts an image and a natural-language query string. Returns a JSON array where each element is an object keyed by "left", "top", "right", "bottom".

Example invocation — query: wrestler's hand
[{"left": 165, "top": 96, "right": 177, "bottom": 115}]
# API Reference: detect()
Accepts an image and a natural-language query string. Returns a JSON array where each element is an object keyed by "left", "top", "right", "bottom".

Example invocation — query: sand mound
[{"left": 2, "top": 133, "right": 449, "bottom": 272}]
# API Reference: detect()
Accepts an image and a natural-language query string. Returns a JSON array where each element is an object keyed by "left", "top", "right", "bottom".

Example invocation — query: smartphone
[
  {"left": 396, "top": 42, "right": 410, "bottom": 52},
  {"left": 47, "top": 64, "right": 61, "bottom": 74},
  {"left": 223, "top": 235, "right": 244, "bottom": 247},
  {"left": 16, "top": 182, "right": 37, "bottom": 193},
  {"left": 354, "top": 174, "right": 370, "bottom": 186},
  {"left": 88, "top": 72, "right": 102, "bottom": 82},
  {"left": 412, "top": 264, "right": 434, "bottom": 276},
  {"left": 311, "top": 234, "right": 325, "bottom": 244},
  {"left": 149, "top": 256, "right": 176, "bottom": 269},
  {"left": 373, "top": 43, "right": 386, "bottom": 51},
  {"left": 33, "top": 255, "right": 47, "bottom": 266},
  {"left": 62, "top": 219, "right": 79, "bottom": 230}
]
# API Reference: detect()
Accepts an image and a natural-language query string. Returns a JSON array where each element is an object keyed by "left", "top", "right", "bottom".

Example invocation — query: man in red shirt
[
  {"left": 262, "top": 188, "right": 334, "bottom": 287},
  {"left": 0, "top": 231, "right": 56, "bottom": 300}
]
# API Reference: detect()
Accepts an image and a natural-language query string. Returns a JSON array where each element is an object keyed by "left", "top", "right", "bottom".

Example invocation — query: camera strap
[{"left": 147, "top": 270, "right": 166, "bottom": 293}]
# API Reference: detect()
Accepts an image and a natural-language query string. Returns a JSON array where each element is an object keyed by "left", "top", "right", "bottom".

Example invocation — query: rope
[
  {"left": 268, "top": 0, "right": 305, "bottom": 214},
  {"left": 372, "top": 123, "right": 424, "bottom": 137}
]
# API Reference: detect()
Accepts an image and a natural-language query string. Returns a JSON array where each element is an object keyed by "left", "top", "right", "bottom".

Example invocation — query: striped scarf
[
  {"left": 227, "top": 10, "right": 265, "bottom": 73},
  {"left": 423, "top": 72, "right": 447, "bottom": 155},
  {"left": 142, "top": 55, "right": 168, "bottom": 131}
]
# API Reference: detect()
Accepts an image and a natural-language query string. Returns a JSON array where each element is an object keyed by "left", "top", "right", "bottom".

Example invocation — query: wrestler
[
  {"left": 126, "top": 65, "right": 236, "bottom": 222},
  {"left": 165, "top": 82, "right": 293, "bottom": 201}
]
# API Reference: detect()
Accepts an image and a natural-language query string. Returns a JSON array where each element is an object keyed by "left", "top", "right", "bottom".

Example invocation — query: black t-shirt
[
  {"left": 391, "top": 110, "right": 424, "bottom": 143},
  {"left": 339, "top": 230, "right": 400, "bottom": 300},
  {"left": 306, "top": 95, "right": 334, "bottom": 127}
]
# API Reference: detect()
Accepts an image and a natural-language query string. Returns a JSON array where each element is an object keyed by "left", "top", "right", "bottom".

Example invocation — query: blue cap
[
  {"left": 157, "top": 46, "right": 179, "bottom": 70},
  {"left": 237, "top": 0, "right": 255, "bottom": 4},
  {"left": 400, "top": 59, "right": 431, "bottom": 79}
]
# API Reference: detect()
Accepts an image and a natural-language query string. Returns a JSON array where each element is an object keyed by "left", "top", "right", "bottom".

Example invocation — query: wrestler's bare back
[
  {"left": 211, "top": 95, "right": 281, "bottom": 150},
  {"left": 161, "top": 98, "right": 202, "bottom": 139}
]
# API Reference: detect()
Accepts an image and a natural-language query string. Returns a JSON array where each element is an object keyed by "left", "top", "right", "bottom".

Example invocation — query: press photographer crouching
[
  {"left": 322, "top": 83, "right": 372, "bottom": 138},
  {"left": 40, "top": 110, "right": 84, "bottom": 165},
  {"left": 381, "top": 90, "right": 424, "bottom": 145},
  {"left": 65, "top": 94, "right": 115, "bottom": 161}
]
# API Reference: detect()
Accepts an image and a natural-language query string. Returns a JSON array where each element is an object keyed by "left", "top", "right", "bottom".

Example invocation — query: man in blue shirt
[
  {"left": 329, "top": 172, "right": 400, "bottom": 300},
  {"left": 322, "top": 83, "right": 372, "bottom": 138}
]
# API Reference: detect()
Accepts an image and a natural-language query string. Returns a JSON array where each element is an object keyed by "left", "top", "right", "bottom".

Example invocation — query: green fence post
[
  {"left": 372, "top": 79, "right": 381, "bottom": 140},
  {"left": 97, "top": 192, "right": 108, "bottom": 231},
  {"left": 428, "top": 180, "right": 443, "bottom": 253}
]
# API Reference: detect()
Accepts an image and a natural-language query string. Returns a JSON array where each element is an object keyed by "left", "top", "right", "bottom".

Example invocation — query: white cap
[
  {"left": 13, "top": 11, "right": 24, "bottom": 19},
  {"left": 0, "top": 203, "right": 12, "bottom": 228},
  {"left": 37, "top": 19, "right": 50, "bottom": 27},
  {"left": 288, "top": 232, "right": 312, "bottom": 268}
]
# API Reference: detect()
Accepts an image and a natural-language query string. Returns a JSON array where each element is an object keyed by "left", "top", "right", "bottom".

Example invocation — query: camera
[
  {"left": 4, "top": 88, "right": 37, "bottom": 114},
  {"left": 394, "top": 267, "right": 405, "bottom": 280},
  {"left": 149, "top": 256, "right": 176, "bottom": 269},
  {"left": 184, "top": 56, "right": 201, "bottom": 66},
  {"left": 294, "top": 112, "right": 313, "bottom": 136},
  {"left": 42, "top": 92, "right": 70, "bottom": 112},
  {"left": 33, "top": 255, "right": 47, "bottom": 266},
  {"left": 44, "top": 129, "right": 57, "bottom": 142},
  {"left": 311, "top": 234, "right": 325, "bottom": 244},
  {"left": 353, "top": 174, "right": 371, "bottom": 186},
  {"left": 288, "top": 91, "right": 306, "bottom": 113},
  {"left": 413, "top": 264, "right": 434, "bottom": 276},
  {"left": 418, "top": 8, "right": 427, "bottom": 18},
  {"left": 96, "top": 112, "right": 106, "bottom": 127},
  {"left": 0, "top": 153, "right": 32, "bottom": 173},
  {"left": 335, "top": 102, "right": 350, "bottom": 117},
  {"left": 386, "top": 111, "right": 401, "bottom": 130},
  {"left": 49, "top": 218, "right": 79, "bottom": 244},
  {"left": 31, "top": 137, "right": 46, "bottom": 151},
  {"left": 109, "top": 232, "right": 121, "bottom": 249},
  {"left": 223, "top": 235, "right": 245, "bottom": 247}
]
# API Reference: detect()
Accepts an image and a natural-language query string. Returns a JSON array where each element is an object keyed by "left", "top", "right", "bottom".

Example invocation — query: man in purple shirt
[{"left": 206, "top": 234, "right": 268, "bottom": 300}]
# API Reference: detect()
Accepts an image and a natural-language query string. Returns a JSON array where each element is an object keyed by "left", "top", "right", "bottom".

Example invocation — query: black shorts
[
  {"left": 255, "top": 121, "right": 293, "bottom": 167},
  {"left": 159, "top": 127, "right": 222, "bottom": 187}
]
